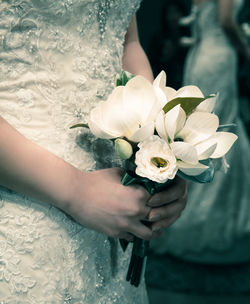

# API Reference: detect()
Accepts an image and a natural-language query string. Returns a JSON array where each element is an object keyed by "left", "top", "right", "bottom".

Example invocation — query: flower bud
[{"left": 114, "top": 138, "right": 133, "bottom": 160}]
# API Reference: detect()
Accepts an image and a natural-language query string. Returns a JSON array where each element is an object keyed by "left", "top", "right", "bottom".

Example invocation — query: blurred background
[
  {"left": 137, "top": 0, "right": 250, "bottom": 135},
  {"left": 136, "top": 0, "right": 250, "bottom": 303}
]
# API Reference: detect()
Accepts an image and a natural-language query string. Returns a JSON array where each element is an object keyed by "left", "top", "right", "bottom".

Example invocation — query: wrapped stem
[{"left": 121, "top": 171, "right": 171, "bottom": 287}]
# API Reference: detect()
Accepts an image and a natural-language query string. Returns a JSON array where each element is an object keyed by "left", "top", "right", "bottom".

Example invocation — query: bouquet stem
[
  {"left": 126, "top": 238, "right": 149, "bottom": 287},
  {"left": 121, "top": 171, "right": 171, "bottom": 287}
]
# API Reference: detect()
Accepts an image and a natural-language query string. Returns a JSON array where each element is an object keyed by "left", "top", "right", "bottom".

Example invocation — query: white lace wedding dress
[
  {"left": 151, "top": 0, "right": 250, "bottom": 265},
  {"left": 0, "top": 0, "right": 149, "bottom": 303}
]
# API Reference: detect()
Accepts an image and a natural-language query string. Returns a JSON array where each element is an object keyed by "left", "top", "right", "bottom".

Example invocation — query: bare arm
[
  {"left": 0, "top": 116, "right": 77, "bottom": 207},
  {"left": 0, "top": 116, "right": 156, "bottom": 240},
  {"left": 0, "top": 14, "right": 187, "bottom": 241},
  {"left": 122, "top": 15, "right": 154, "bottom": 82},
  {"left": 218, "top": 0, "right": 250, "bottom": 60}
]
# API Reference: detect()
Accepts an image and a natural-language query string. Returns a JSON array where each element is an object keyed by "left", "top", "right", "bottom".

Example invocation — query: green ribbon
[{"left": 121, "top": 171, "right": 171, "bottom": 195}]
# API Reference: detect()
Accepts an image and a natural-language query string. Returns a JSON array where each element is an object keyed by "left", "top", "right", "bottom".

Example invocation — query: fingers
[
  {"left": 102, "top": 168, "right": 187, "bottom": 240},
  {"left": 130, "top": 183, "right": 151, "bottom": 202},
  {"left": 118, "top": 178, "right": 187, "bottom": 239},
  {"left": 123, "top": 185, "right": 151, "bottom": 220},
  {"left": 128, "top": 221, "right": 152, "bottom": 240},
  {"left": 147, "top": 196, "right": 186, "bottom": 223},
  {"left": 151, "top": 213, "right": 181, "bottom": 232},
  {"left": 146, "top": 193, "right": 187, "bottom": 235},
  {"left": 119, "top": 230, "right": 162, "bottom": 242},
  {"left": 126, "top": 220, "right": 163, "bottom": 240},
  {"left": 147, "top": 177, "right": 188, "bottom": 207},
  {"left": 119, "top": 232, "right": 135, "bottom": 242}
]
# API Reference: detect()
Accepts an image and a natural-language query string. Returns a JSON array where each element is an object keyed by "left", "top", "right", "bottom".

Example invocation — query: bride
[{"left": 0, "top": 0, "right": 187, "bottom": 302}]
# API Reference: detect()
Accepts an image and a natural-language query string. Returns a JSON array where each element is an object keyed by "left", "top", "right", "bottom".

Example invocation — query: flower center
[
  {"left": 151, "top": 157, "right": 169, "bottom": 168},
  {"left": 175, "top": 137, "right": 183, "bottom": 142}
]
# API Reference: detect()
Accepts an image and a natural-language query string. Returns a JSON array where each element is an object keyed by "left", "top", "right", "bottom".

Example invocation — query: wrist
[{"left": 58, "top": 165, "right": 88, "bottom": 216}]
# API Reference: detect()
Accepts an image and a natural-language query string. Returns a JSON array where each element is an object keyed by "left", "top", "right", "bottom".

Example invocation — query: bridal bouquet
[{"left": 72, "top": 71, "right": 237, "bottom": 287}]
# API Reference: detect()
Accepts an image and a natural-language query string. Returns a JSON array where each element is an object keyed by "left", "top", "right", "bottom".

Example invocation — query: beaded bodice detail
[
  {"left": 0, "top": 0, "right": 141, "bottom": 170},
  {"left": 0, "top": 1, "right": 149, "bottom": 303}
]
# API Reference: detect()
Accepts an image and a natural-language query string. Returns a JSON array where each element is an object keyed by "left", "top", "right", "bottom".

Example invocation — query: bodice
[
  {"left": 0, "top": 0, "right": 141, "bottom": 171},
  {"left": 0, "top": 2, "right": 152, "bottom": 303}
]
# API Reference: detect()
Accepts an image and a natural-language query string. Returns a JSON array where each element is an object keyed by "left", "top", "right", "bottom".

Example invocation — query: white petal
[
  {"left": 128, "top": 122, "right": 155, "bottom": 142},
  {"left": 154, "top": 87, "right": 167, "bottom": 107},
  {"left": 123, "top": 75, "right": 159, "bottom": 123},
  {"left": 165, "top": 105, "right": 186, "bottom": 141},
  {"left": 196, "top": 94, "right": 217, "bottom": 113},
  {"left": 170, "top": 142, "right": 198, "bottom": 164},
  {"left": 195, "top": 141, "right": 217, "bottom": 160},
  {"left": 89, "top": 105, "right": 116, "bottom": 138},
  {"left": 100, "top": 87, "right": 132, "bottom": 135},
  {"left": 105, "top": 86, "right": 124, "bottom": 106},
  {"left": 89, "top": 101, "right": 103, "bottom": 122},
  {"left": 102, "top": 103, "right": 140, "bottom": 138},
  {"left": 90, "top": 86, "right": 138, "bottom": 138},
  {"left": 177, "top": 161, "right": 209, "bottom": 176},
  {"left": 88, "top": 119, "right": 121, "bottom": 139},
  {"left": 153, "top": 70, "right": 166, "bottom": 89},
  {"left": 209, "top": 132, "right": 238, "bottom": 158},
  {"left": 162, "top": 86, "right": 177, "bottom": 102},
  {"left": 156, "top": 110, "right": 167, "bottom": 140},
  {"left": 116, "top": 107, "right": 141, "bottom": 136},
  {"left": 178, "top": 112, "right": 219, "bottom": 145},
  {"left": 174, "top": 85, "right": 204, "bottom": 98},
  {"left": 101, "top": 104, "right": 129, "bottom": 135}
]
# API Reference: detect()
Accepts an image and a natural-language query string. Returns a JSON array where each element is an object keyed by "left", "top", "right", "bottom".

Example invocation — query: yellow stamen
[{"left": 151, "top": 157, "right": 169, "bottom": 168}]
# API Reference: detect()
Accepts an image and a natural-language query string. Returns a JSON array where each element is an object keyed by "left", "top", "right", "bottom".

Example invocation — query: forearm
[
  {"left": 122, "top": 40, "right": 154, "bottom": 82},
  {"left": 0, "top": 116, "right": 82, "bottom": 209},
  {"left": 122, "top": 15, "right": 154, "bottom": 82}
]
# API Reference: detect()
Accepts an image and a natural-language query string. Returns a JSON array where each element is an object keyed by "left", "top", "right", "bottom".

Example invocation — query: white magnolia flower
[
  {"left": 135, "top": 135, "right": 178, "bottom": 183},
  {"left": 195, "top": 93, "right": 217, "bottom": 113},
  {"left": 153, "top": 70, "right": 216, "bottom": 113},
  {"left": 156, "top": 104, "right": 238, "bottom": 176},
  {"left": 153, "top": 71, "right": 168, "bottom": 107},
  {"left": 88, "top": 75, "right": 162, "bottom": 142}
]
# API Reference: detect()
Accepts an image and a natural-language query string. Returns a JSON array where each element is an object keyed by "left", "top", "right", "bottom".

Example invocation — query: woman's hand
[
  {"left": 146, "top": 177, "right": 188, "bottom": 233},
  {"left": 0, "top": 115, "right": 187, "bottom": 242},
  {"left": 65, "top": 168, "right": 187, "bottom": 241},
  {"left": 65, "top": 167, "right": 164, "bottom": 242}
]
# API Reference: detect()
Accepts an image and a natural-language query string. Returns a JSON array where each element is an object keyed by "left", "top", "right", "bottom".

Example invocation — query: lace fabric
[
  {"left": 0, "top": 0, "right": 149, "bottom": 302},
  {"left": 0, "top": 0, "right": 140, "bottom": 171}
]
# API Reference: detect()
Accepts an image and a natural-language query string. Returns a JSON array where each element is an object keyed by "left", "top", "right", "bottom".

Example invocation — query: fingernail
[{"left": 149, "top": 214, "right": 161, "bottom": 221}]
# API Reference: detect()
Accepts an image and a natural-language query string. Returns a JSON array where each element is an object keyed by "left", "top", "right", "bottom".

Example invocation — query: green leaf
[
  {"left": 69, "top": 123, "right": 89, "bottom": 129},
  {"left": 115, "top": 71, "right": 135, "bottom": 87},
  {"left": 116, "top": 78, "right": 122, "bottom": 86},
  {"left": 121, "top": 71, "right": 129, "bottom": 85},
  {"left": 163, "top": 97, "right": 205, "bottom": 116}
]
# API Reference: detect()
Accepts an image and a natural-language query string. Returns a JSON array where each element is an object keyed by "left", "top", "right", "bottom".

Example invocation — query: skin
[
  {"left": 0, "top": 15, "right": 187, "bottom": 242},
  {"left": 122, "top": 15, "right": 154, "bottom": 82}
]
